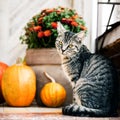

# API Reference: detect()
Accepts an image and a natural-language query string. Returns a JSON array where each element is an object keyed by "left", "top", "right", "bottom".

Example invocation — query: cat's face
[{"left": 55, "top": 22, "right": 85, "bottom": 57}]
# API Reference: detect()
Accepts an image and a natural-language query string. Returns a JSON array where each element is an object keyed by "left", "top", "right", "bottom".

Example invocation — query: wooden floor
[
  {"left": 0, "top": 113, "right": 120, "bottom": 120},
  {"left": 0, "top": 102, "right": 120, "bottom": 120}
]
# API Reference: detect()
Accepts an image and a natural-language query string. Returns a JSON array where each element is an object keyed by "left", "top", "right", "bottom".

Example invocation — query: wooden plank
[
  {"left": 2, "top": 107, "right": 62, "bottom": 114},
  {"left": 0, "top": 100, "right": 62, "bottom": 114},
  {"left": 0, "top": 113, "right": 117, "bottom": 120},
  {"left": 26, "top": 48, "right": 61, "bottom": 65}
]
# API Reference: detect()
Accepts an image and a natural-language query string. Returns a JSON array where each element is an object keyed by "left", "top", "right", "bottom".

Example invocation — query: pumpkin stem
[
  {"left": 16, "top": 57, "right": 26, "bottom": 65},
  {"left": 44, "top": 72, "right": 56, "bottom": 83},
  {"left": 16, "top": 57, "right": 23, "bottom": 64}
]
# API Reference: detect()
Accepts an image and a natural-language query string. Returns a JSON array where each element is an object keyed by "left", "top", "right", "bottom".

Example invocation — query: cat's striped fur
[{"left": 55, "top": 22, "right": 118, "bottom": 117}]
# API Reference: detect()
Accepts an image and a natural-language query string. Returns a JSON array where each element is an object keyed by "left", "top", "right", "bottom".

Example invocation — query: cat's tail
[{"left": 62, "top": 104, "right": 117, "bottom": 117}]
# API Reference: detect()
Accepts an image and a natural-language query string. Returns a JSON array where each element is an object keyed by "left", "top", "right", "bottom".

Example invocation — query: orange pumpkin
[
  {"left": 40, "top": 72, "right": 66, "bottom": 107},
  {"left": 1, "top": 62, "right": 36, "bottom": 106},
  {"left": 0, "top": 62, "right": 8, "bottom": 103}
]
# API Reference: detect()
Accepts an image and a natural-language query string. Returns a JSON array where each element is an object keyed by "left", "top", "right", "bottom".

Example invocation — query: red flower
[
  {"left": 44, "top": 30, "right": 51, "bottom": 37},
  {"left": 51, "top": 22, "right": 57, "bottom": 29},
  {"left": 33, "top": 26, "right": 42, "bottom": 32},
  {"left": 61, "top": 18, "right": 67, "bottom": 23},
  {"left": 61, "top": 18, "right": 73, "bottom": 24},
  {"left": 66, "top": 18, "right": 73, "bottom": 24},
  {"left": 38, "top": 31, "right": 44, "bottom": 38},
  {"left": 71, "top": 21, "right": 78, "bottom": 27}
]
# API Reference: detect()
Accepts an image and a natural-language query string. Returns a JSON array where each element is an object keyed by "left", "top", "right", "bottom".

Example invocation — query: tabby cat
[{"left": 55, "top": 22, "right": 118, "bottom": 117}]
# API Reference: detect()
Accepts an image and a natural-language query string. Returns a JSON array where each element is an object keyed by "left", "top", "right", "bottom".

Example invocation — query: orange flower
[
  {"left": 71, "top": 21, "right": 78, "bottom": 27},
  {"left": 38, "top": 17, "right": 43, "bottom": 24},
  {"left": 28, "top": 27, "right": 34, "bottom": 31},
  {"left": 44, "top": 30, "right": 51, "bottom": 37},
  {"left": 80, "top": 25, "right": 87, "bottom": 30},
  {"left": 51, "top": 22, "right": 57, "bottom": 29},
  {"left": 72, "top": 14, "right": 79, "bottom": 19},
  {"left": 38, "top": 31, "right": 44, "bottom": 38},
  {"left": 56, "top": 10, "right": 61, "bottom": 15},
  {"left": 33, "top": 26, "right": 42, "bottom": 32},
  {"left": 45, "top": 9, "right": 54, "bottom": 14}
]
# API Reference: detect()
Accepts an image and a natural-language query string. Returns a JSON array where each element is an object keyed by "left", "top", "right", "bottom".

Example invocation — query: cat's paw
[
  {"left": 62, "top": 104, "right": 79, "bottom": 116},
  {"left": 62, "top": 104, "right": 74, "bottom": 115},
  {"left": 62, "top": 104, "right": 89, "bottom": 116}
]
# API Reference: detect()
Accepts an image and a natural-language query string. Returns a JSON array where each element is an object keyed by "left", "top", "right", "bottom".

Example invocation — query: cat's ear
[
  {"left": 75, "top": 31, "right": 85, "bottom": 42},
  {"left": 57, "top": 22, "right": 67, "bottom": 34}
]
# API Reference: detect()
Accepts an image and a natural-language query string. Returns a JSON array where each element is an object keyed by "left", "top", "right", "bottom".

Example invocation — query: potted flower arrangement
[{"left": 20, "top": 7, "right": 87, "bottom": 65}]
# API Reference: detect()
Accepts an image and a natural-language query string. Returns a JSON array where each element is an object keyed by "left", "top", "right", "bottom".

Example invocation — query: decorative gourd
[
  {"left": 1, "top": 60, "right": 36, "bottom": 106},
  {"left": 40, "top": 72, "right": 66, "bottom": 107},
  {"left": 0, "top": 62, "right": 8, "bottom": 103}
]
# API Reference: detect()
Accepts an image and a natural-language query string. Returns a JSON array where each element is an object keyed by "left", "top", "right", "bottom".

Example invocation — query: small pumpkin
[
  {"left": 1, "top": 59, "right": 36, "bottom": 106},
  {"left": 40, "top": 72, "right": 66, "bottom": 107},
  {"left": 0, "top": 62, "right": 8, "bottom": 103}
]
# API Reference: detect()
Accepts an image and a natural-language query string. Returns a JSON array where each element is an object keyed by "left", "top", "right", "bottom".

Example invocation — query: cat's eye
[
  {"left": 69, "top": 44, "right": 73, "bottom": 48},
  {"left": 59, "top": 41, "right": 63, "bottom": 45}
]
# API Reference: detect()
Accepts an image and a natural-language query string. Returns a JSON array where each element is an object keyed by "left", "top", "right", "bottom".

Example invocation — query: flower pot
[{"left": 25, "top": 48, "right": 73, "bottom": 106}]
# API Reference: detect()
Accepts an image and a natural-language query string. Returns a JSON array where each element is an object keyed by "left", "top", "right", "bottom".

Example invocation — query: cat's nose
[{"left": 62, "top": 49, "right": 65, "bottom": 54}]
